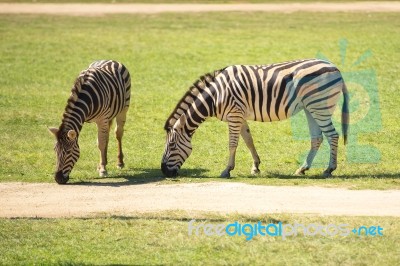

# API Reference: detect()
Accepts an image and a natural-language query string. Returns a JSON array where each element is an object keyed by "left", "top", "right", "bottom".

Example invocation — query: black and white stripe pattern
[
  {"left": 161, "top": 59, "right": 349, "bottom": 178},
  {"left": 49, "top": 60, "right": 131, "bottom": 184}
]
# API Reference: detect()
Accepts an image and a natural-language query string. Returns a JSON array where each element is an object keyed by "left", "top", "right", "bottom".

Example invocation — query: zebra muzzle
[
  {"left": 161, "top": 163, "right": 178, "bottom": 177},
  {"left": 55, "top": 170, "right": 69, "bottom": 184}
]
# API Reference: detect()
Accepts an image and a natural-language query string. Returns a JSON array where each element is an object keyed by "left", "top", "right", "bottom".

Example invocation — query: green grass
[
  {"left": 1, "top": 212, "right": 399, "bottom": 265},
  {"left": 0, "top": 11, "right": 399, "bottom": 188}
]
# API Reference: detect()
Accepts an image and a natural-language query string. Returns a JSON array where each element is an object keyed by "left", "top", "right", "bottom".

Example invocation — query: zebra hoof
[
  {"left": 251, "top": 169, "right": 260, "bottom": 175},
  {"left": 322, "top": 170, "right": 333, "bottom": 178},
  {"left": 294, "top": 168, "right": 307, "bottom": 176},
  {"left": 220, "top": 170, "right": 231, "bottom": 179},
  {"left": 99, "top": 170, "right": 108, "bottom": 177}
]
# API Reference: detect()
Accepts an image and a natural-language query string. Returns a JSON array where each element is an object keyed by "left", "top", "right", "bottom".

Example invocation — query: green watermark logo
[{"left": 291, "top": 39, "right": 382, "bottom": 166}]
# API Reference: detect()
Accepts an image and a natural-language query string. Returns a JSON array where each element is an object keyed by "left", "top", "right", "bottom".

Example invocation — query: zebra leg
[
  {"left": 221, "top": 120, "right": 243, "bottom": 178},
  {"left": 295, "top": 138, "right": 323, "bottom": 175},
  {"left": 309, "top": 112, "right": 339, "bottom": 177},
  {"left": 240, "top": 121, "right": 261, "bottom": 175},
  {"left": 96, "top": 119, "right": 111, "bottom": 177},
  {"left": 115, "top": 107, "right": 128, "bottom": 169},
  {"left": 295, "top": 110, "right": 323, "bottom": 175},
  {"left": 323, "top": 132, "right": 339, "bottom": 177}
]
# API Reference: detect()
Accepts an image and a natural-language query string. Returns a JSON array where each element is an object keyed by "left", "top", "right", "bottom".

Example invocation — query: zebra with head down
[
  {"left": 161, "top": 59, "right": 349, "bottom": 178},
  {"left": 49, "top": 60, "right": 131, "bottom": 184}
]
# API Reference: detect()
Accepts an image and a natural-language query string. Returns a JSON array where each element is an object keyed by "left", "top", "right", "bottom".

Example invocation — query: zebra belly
[{"left": 245, "top": 99, "right": 304, "bottom": 122}]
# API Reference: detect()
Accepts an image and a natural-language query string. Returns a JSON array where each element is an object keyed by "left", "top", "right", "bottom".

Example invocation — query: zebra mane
[
  {"left": 164, "top": 68, "right": 223, "bottom": 131},
  {"left": 59, "top": 70, "right": 88, "bottom": 132}
]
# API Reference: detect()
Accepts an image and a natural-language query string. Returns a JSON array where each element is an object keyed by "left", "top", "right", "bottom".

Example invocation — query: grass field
[
  {"left": 1, "top": 6, "right": 400, "bottom": 265},
  {"left": 1, "top": 212, "right": 399, "bottom": 265},
  {"left": 1, "top": 10, "right": 399, "bottom": 188}
]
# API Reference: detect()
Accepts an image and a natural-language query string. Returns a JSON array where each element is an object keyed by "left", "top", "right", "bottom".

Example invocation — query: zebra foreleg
[
  {"left": 96, "top": 120, "right": 111, "bottom": 177},
  {"left": 221, "top": 119, "right": 242, "bottom": 178},
  {"left": 220, "top": 148, "right": 236, "bottom": 179},
  {"left": 115, "top": 107, "right": 128, "bottom": 169},
  {"left": 240, "top": 122, "right": 261, "bottom": 175}
]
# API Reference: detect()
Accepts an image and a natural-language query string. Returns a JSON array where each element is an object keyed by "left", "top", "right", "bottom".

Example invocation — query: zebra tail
[{"left": 341, "top": 83, "right": 350, "bottom": 145}]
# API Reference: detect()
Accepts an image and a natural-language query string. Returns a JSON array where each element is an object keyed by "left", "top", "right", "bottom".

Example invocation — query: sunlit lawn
[{"left": 0, "top": 11, "right": 399, "bottom": 188}]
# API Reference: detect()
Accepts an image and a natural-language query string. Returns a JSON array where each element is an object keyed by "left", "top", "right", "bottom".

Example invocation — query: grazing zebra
[
  {"left": 161, "top": 59, "right": 349, "bottom": 178},
  {"left": 48, "top": 60, "right": 131, "bottom": 184}
]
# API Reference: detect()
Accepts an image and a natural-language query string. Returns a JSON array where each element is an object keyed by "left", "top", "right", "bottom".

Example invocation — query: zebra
[
  {"left": 48, "top": 60, "right": 131, "bottom": 184},
  {"left": 161, "top": 58, "right": 349, "bottom": 178}
]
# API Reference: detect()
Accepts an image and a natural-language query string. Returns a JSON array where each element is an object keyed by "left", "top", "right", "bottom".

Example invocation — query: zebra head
[
  {"left": 161, "top": 114, "right": 192, "bottom": 177},
  {"left": 48, "top": 127, "right": 80, "bottom": 184}
]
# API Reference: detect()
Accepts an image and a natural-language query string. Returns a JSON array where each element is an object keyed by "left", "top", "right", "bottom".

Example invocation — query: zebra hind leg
[
  {"left": 115, "top": 107, "right": 128, "bottom": 169},
  {"left": 323, "top": 133, "right": 339, "bottom": 177},
  {"left": 308, "top": 111, "right": 339, "bottom": 178},
  {"left": 295, "top": 137, "right": 323, "bottom": 175},
  {"left": 295, "top": 110, "right": 323, "bottom": 175},
  {"left": 240, "top": 121, "right": 261, "bottom": 175}
]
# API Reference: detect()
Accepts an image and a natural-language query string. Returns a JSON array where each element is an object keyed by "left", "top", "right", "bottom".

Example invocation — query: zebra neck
[
  {"left": 183, "top": 91, "right": 215, "bottom": 136},
  {"left": 60, "top": 106, "right": 86, "bottom": 134}
]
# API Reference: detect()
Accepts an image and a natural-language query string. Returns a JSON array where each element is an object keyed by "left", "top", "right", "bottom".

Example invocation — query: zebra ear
[
  {"left": 174, "top": 114, "right": 186, "bottom": 130},
  {"left": 67, "top": 130, "right": 77, "bottom": 140},
  {"left": 48, "top": 127, "right": 59, "bottom": 136}
]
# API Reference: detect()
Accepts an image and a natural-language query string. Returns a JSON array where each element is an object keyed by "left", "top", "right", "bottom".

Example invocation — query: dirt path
[
  {"left": 1, "top": 182, "right": 399, "bottom": 218},
  {"left": 1, "top": 2, "right": 400, "bottom": 15}
]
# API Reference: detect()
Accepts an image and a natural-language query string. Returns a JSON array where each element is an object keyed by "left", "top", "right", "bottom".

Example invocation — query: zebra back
[{"left": 60, "top": 60, "right": 131, "bottom": 133}]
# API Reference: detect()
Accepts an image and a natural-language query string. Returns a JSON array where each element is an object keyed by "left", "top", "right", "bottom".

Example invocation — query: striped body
[
  {"left": 214, "top": 60, "right": 343, "bottom": 122},
  {"left": 49, "top": 60, "right": 131, "bottom": 184},
  {"left": 162, "top": 59, "right": 349, "bottom": 178}
]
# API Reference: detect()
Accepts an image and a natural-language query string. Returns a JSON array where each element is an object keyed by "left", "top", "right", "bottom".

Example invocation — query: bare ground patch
[
  {"left": 1, "top": 2, "right": 400, "bottom": 16},
  {"left": 1, "top": 182, "right": 399, "bottom": 218}
]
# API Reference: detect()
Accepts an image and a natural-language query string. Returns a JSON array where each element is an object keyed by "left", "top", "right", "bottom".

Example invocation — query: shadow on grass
[
  {"left": 98, "top": 215, "right": 286, "bottom": 224},
  {"left": 68, "top": 168, "right": 398, "bottom": 187},
  {"left": 68, "top": 168, "right": 210, "bottom": 187},
  {"left": 264, "top": 172, "right": 400, "bottom": 179}
]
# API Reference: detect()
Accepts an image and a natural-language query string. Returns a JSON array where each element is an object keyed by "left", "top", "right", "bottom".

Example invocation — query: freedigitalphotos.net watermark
[{"left": 188, "top": 220, "right": 384, "bottom": 241}]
